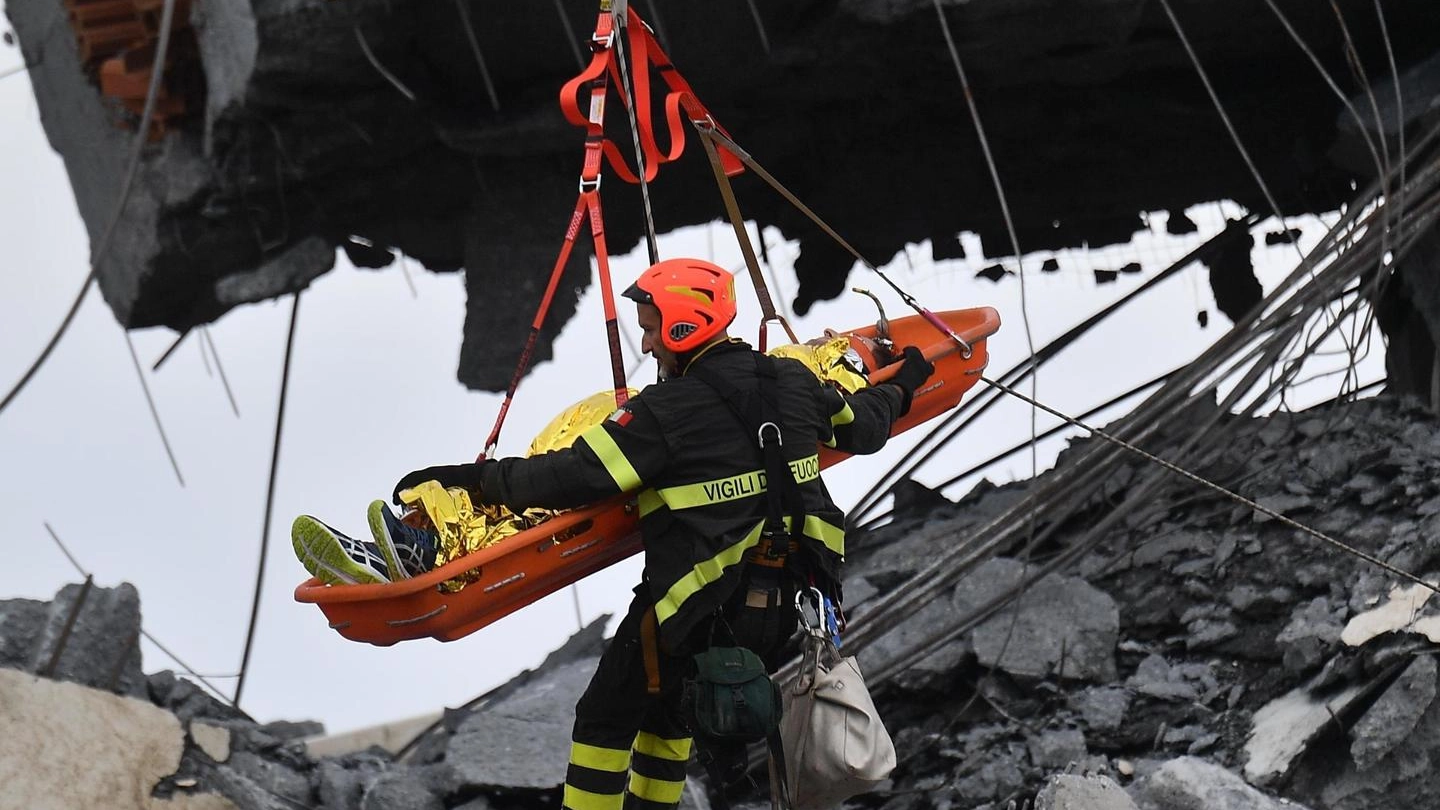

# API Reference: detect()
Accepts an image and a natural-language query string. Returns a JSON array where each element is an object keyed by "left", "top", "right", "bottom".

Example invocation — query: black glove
[
  {"left": 392, "top": 462, "right": 487, "bottom": 505},
  {"left": 888, "top": 345, "right": 936, "bottom": 416}
]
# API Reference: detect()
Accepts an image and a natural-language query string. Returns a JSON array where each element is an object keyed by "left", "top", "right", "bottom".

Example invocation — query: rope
[
  {"left": 234, "top": 291, "right": 302, "bottom": 707},
  {"left": 122, "top": 330, "right": 184, "bottom": 486}
]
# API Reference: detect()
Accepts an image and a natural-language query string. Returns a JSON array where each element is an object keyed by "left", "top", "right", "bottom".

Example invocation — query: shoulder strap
[{"left": 687, "top": 354, "right": 806, "bottom": 539}]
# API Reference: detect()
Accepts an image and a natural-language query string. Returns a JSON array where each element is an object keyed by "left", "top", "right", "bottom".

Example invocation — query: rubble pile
[
  {"left": 843, "top": 393, "right": 1440, "bottom": 809},
  {"left": 4, "top": 394, "right": 1440, "bottom": 810}
]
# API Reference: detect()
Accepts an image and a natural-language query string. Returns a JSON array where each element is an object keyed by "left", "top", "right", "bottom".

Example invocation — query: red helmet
[{"left": 622, "top": 258, "right": 738, "bottom": 353}]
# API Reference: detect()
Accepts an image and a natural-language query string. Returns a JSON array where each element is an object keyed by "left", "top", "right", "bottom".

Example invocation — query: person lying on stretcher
[{"left": 290, "top": 259, "right": 934, "bottom": 588}]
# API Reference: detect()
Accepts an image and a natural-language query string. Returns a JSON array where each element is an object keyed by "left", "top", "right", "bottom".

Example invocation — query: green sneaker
[{"left": 292, "top": 515, "right": 391, "bottom": 585}]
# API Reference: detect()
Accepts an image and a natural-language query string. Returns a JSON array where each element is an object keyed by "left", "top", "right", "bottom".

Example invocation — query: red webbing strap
[
  {"left": 696, "top": 126, "right": 797, "bottom": 351},
  {"left": 583, "top": 189, "right": 631, "bottom": 409},
  {"left": 623, "top": 9, "right": 745, "bottom": 178},
  {"left": 560, "top": 6, "right": 745, "bottom": 185},
  {"left": 480, "top": 195, "right": 593, "bottom": 460}
]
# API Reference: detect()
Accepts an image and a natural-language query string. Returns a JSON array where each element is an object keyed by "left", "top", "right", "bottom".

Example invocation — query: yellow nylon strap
[
  {"left": 654, "top": 455, "right": 820, "bottom": 511},
  {"left": 655, "top": 521, "right": 765, "bottom": 625},
  {"left": 570, "top": 741, "right": 631, "bottom": 773},
  {"left": 830, "top": 401, "right": 856, "bottom": 428},
  {"left": 579, "top": 425, "right": 643, "bottom": 492},
  {"left": 633, "top": 731, "right": 692, "bottom": 761},
  {"left": 628, "top": 773, "right": 687, "bottom": 804},
  {"left": 563, "top": 785, "right": 625, "bottom": 810}
]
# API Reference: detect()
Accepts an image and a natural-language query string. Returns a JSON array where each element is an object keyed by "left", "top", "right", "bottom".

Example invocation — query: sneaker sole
[
  {"left": 368, "top": 500, "right": 411, "bottom": 581},
  {"left": 292, "top": 516, "right": 390, "bottom": 585}
]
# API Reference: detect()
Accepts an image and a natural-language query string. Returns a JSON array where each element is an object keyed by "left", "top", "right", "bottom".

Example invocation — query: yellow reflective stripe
[
  {"left": 638, "top": 488, "right": 664, "bottom": 517},
  {"left": 655, "top": 521, "right": 765, "bottom": 625},
  {"left": 563, "top": 784, "right": 625, "bottom": 810},
  {"left": 830, "top": 401, "right": 856, "bottom": 428},
  {"left": 633, "top": 731, "right": 692, "bottom": 761},
  {"left": 659, "top": 470, "right": 765, "bottom": 509},
  {"left": 628, "top": 773, "right": 686, "bottom": 804},
  {"left": 801, "top": 514, "right": 845, "bottom": 557},
  {"left": 654, "top": 456, "right": 821, "bottom": 511},
  {"left": 579, "top": 425, "right": 643, "bottom": 492},
  {"left": 790, "top": 455, "right": 821, "bottom": 483},
  {"left": 570, "top": 741, "right": 630, "bottom": 772}
]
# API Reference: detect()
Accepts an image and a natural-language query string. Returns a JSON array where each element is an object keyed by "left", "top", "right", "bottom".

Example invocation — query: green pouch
[{"left": 685, "top": 646, "right": 782, "bottom": 742}]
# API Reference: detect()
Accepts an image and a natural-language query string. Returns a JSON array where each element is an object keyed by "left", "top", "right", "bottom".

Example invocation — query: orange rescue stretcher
[{"left": 295, "top": 306, "right": 1001, "bottom": 646}]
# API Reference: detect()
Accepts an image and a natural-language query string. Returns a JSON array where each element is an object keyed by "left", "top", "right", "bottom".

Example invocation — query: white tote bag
[{"left": 780, "top": 630, "right": 896, "bottom": 810}]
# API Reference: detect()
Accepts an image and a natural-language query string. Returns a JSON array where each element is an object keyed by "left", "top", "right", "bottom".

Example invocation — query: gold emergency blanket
[
  {"left": 767, "top": 336, "right": 869, "bottom": 394},
  {"left": 398, "top": 388, "right": 639, "bottom": 592},
  {"left": 400, "top": 340, "right": 867, "bottom": 592}
]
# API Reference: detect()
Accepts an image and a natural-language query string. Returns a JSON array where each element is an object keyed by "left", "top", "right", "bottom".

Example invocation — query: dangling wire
[
  {"left": 931, "top": 0, "right": 1039, "bottom": 478},
  {"left": 122, "top": 330, "right": 184, "bottom": 486},
  {"left": 551, "top": 0, "right": 586, "bottom": 70},
  {"left": 1, "top": 0, "right": 180, "bottom": 418},
  {"left": 234, "top": 291, "right": 302, "bottom": 707},
  {"left": 452, "top": 0, "right": 501, "bottom": 112},
  {"left": 1158, "top": 0, "right": 1363, "bottom": 398},
  {"left": 43, "top": 522, "right": 243, "bottom": 707},
  {"left": 201, "top": 327, "right": 241, "bottom": 418}
]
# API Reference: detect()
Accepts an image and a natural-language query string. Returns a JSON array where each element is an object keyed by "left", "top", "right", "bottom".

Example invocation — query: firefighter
[{"left": 384, "top": 257, "right": 934, "bottom": 810}]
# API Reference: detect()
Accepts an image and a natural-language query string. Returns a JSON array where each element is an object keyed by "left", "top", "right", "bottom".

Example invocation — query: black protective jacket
[{"left": 478, "top": 339, "right": 903, "bottom": 649}]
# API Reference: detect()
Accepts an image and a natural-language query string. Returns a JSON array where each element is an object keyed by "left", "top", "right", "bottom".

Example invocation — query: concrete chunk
[
  {"left": 1035, "top": 773, "right": 1138, "bottom": 810},
  {"left": 955, "top": 559, "right": 1119, "bottom": 682},
  {"left": 1350, "top": 655, "right": 1438, "bottom": 770},
  {"left": 1133, "top": 756, "right": 1313, "bottom": 810},
  {"left": 446, "top": 658, "right": 597, "bottom": 789}
]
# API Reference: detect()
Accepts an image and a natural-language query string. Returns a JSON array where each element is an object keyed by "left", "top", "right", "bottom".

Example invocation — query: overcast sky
[{"left": 0, "top": 32, "right": 1385, "bottom": 736}]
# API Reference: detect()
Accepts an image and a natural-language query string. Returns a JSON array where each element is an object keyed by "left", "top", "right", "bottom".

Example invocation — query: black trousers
[{"left": 561, "top": 579, "right": 797, "bottom": 810}]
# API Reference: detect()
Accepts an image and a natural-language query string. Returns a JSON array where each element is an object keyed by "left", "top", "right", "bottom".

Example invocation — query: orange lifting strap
[{"left": 482, "top": 1, "right": 747, "bottom": 459}]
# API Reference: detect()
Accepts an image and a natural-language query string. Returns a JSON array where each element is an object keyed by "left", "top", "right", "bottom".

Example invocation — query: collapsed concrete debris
[
  {"left": 839, "top": 393, "right": 1440, "bottom": 810},
  {"left": 3, "top": 394, "right": 1439, "bottom": 809}
]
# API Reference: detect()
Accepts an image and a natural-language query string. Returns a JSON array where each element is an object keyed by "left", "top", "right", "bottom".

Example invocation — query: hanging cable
[
  {"left": 122, "top": 330, "right": 184, "bottom": 486},
  {"left": 0, "top": 0, "right": 179, "bottom": 418},
  {"left": 1158, "top": 0, "right": 1365, "bottom": 399},
  {"left": 931, "top": 0, "right": 1039, "bottom": 474},
  {"left": 234, "top": 291, "right": 301, "bottom": 707},
  {"left": 452, "top": 0, "right": 501, "bottom": 112}
]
